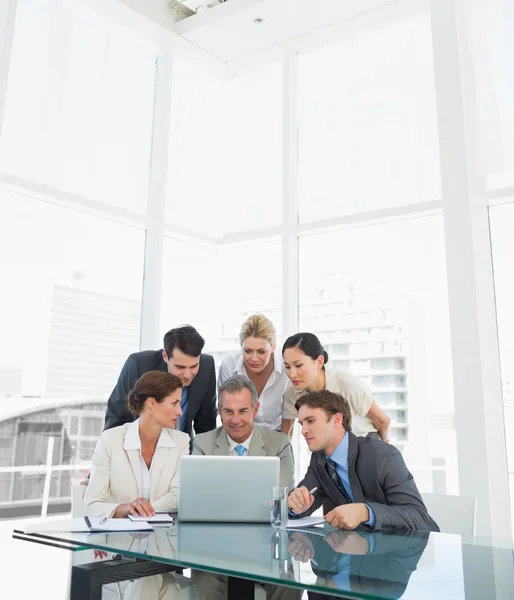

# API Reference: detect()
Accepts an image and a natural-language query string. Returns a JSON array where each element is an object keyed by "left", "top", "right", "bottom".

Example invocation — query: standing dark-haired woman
[
  {"left": 84, "top": 371, "right": 189, "bottom": 518},
  {"left": 281, "top": 332, "right": 391, "bottom": 441}
]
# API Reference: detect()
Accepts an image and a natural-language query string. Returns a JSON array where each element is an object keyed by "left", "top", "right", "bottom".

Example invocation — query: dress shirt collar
[
  {"left": 325, "top": 432, "right": 349, "bottom": 468},
  {"left": 226, "top": 431, "right": 253, "bottom": 453},
  {"left": 123, "top": 418, "right": 176, "bottom": 450}
]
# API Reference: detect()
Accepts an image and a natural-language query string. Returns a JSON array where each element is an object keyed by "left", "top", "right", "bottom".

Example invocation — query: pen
[{"left": 309, "top": 487, "right": 318, "bottom": 495}]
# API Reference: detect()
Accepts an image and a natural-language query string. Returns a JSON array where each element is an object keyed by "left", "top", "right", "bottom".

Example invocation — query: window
[
  {"left": 160, "top": 237, "right": 218, "bottom": 351},
  {"left": 166, "top": 55, "right": 283, "bottom": 236},
  {"left": 0, "top": 0, "right": 157, "bottom": 212},
  {"left": 161, "top": 237, "right": 282, "bottom": 370},
  {"left": 489, "top": 201, "right": 514, "bottom": 532},
  {"left": 468, "top": 1, "right": 514, "bottom": 191},
  {"left": 297, "top": 13, "right": 440, "bottom": 222},
  {"left": 0, "top": 190, "right": 144, "bottom": 516},
  {"left": 214, "top": 241, "right": 282, "bottom": 366},
  {"left": 296, "top": 215, "right": 456, "bottom": 494}
]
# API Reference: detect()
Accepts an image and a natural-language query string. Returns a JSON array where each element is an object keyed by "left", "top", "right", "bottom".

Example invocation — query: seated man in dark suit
[
  {"left": 104, "top": 325, "right": 216, "bottom": 437},
  {"left": 288, "top": 390, "right": 439, "bottom": 532}
]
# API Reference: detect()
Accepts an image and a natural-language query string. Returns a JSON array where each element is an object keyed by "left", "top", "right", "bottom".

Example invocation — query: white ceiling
[{"left": 175, "top": 0, "right": 399, "bottom": 63}]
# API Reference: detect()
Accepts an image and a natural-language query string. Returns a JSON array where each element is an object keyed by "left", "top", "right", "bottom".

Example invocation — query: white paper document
[
  {"left": 128, "top": 513, "right": 174, "bottom": 524},
  {"left": 286, "top": 516, "right": 326, "bottom": 529},
  {"left": 22, "top": 518, "right": 153, "bottom": 534}
]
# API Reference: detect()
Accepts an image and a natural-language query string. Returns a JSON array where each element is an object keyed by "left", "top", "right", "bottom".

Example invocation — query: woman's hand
[{"left": 114, "top": 498, "right": 155, "bottom": 518}]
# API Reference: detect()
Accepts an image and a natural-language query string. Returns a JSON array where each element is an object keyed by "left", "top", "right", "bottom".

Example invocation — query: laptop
[{"left": 178, "top": 455, "right": 280, "bottom": 523}]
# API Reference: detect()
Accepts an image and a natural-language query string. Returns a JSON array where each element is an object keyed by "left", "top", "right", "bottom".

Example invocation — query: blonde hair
[{"left": 239, "top": 314, "right": 276, "bottom": 347}]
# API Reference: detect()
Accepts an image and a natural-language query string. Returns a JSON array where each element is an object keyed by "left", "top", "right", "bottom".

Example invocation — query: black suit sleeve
[
  {"left": 192, "top": 355, "right": 217, "bottom": 434},
  {"left": 104, "top": 354, "right": 138, "bottom": 430}
]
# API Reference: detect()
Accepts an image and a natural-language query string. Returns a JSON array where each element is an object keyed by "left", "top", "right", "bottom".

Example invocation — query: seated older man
[
  {"left": 191, "top": 373, "right": 299, "bottom": 600},
  {"left": 192, "top": 373, "right": 294, "bottom": 489}
]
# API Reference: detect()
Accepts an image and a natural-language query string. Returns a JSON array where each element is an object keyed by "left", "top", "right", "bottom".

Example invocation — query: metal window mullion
[
  {"left": 140, "top": 49, "right": 173, "bottom": 351},
  {"left": 430, "top": 0, "right": 511, "bottom": 541},
  {"left": 0, "top": 0, "right": 17, "bottom": 144},
  {"left": 282, "top": 48, "right": 299, "bottom": 340}
]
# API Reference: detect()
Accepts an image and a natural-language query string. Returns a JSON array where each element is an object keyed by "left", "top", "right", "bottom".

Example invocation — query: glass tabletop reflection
[{"left": 14, "top": 522, "right": 514, "bottom": 599}]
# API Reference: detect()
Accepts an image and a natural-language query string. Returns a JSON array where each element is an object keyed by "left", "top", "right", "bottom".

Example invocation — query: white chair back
[
  {"left": 71, "top": 484, "right": 86, "bottom": 518},
  {"left": 421, "top": 492, "right": 476, "bottom": 536}
]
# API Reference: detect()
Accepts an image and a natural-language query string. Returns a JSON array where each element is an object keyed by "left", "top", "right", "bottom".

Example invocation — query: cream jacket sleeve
[{"left": 83, "top": 430, "right": 120, "bottom": 518}]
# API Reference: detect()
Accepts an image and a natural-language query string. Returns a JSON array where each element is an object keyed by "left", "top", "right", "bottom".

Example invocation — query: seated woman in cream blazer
[{"left": 84, "top": 370, "right": 190, "bottom": 518}]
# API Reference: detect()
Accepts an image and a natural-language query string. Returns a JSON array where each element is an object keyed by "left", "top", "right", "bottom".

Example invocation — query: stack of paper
[
  {"left": 22, "top": 518, "right": 153, "bottom": 534},
  {"left": 286, "top": 516, "right": 326, "bottom": 529},
  {"left": 128, "top": 513, "right": 174, "bottom": 524}
]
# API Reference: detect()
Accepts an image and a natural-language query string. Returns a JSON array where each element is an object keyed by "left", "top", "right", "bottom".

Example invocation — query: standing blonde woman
[{"left": 218, "top": 315, "right": 291, "bottom": 431}]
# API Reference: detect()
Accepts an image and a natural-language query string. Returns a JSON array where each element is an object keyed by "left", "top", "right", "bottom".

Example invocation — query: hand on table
[
  {"left": 288, "top": 486, "right": 314, "bottom": 515},
  {"left": 114, "top": 498, "right": 155, "bottom": 518},
  {"left": 324, "top": 503, "right": 369, "bottom": 530}
]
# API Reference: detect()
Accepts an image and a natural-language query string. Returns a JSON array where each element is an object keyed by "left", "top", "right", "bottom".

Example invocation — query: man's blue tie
[{"left": 235, "top": 445, "right": 246, "bottom": 456}]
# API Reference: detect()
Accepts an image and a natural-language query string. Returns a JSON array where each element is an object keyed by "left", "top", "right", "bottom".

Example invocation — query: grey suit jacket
[
  {"left": 294, "top": 432, "right": 439, "bottom": 532},
  {"left": 192, "top": 425, "right": 295, "bottom": 490}
]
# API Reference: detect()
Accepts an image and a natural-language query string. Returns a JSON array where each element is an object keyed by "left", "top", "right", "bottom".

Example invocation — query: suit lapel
[
  {"left": 126, "top": 449, "right": 143, "bottom": 497},
  {"left": 214, "top": 428, "right": 230, "bottom": 456},
  {"left": 185, "top": 356, "right": 205, "bottom": 432},
  {"left": 248, "top": 427, "right": 267, "bottom": 457},
  {"left": 149, "top": 447, "right": 169, "bottom": 502},
  {"left": 347, "top": 432, "right": 365, "bottom": 503},
  {"left": 315, "top": 452, "right": 351, "bottom": 506}
]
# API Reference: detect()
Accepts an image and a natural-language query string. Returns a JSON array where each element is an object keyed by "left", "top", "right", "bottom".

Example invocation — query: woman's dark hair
[
  {"left": 163, "top": 325, "right": 205, "bottom": 358},
  {"left": 127, "top": 371, "right": 182, "bottom": 415},
  {"left": 282, "top": 332, "right": 329, "bottom": 368}
]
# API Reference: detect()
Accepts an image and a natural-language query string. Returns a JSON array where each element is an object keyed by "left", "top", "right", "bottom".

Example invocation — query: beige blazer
[
  {"left": 84, "top": 422, "right": 190, "bottom": 518},
  {"left": 191, "top": 425, "right": 295, "bottom": 490}
]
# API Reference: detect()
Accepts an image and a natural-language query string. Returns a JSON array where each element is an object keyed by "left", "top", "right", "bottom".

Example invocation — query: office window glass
[
  {"left": 489, "top": 201, "right": 514, "bottom": 533},
  {"left": 161, "top": 238, "right": 282, "bottom": 370},
  {"left": 0, "top": 0, "right": 156, "bottom": 213},
  {"left": 296, "top": 215, "right": 455, "bottom": 494},
  {"left": 298, "top": 13, "right": 440, "bottom": 222},
  {"left": 166, "top": 55, "right": 283, "bottom": 236},
  {"left": 0, "top": 190, "right": 144, "bottom": 517},
  {"left": 161, "top": 237, "right": 218, "bottom": 351},
  {"left": 467, "top": 0, "right": 514, "bottom": 190},
  {"left": 213, "top": 241, "right": 282, "bottom": 367}
]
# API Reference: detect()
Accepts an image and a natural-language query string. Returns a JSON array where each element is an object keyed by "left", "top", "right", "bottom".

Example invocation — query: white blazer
[{"left": 84, "top": 421, "right": 190, "bottom": 518}]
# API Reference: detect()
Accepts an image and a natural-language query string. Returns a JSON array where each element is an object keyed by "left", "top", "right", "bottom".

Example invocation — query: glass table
[{"left": 13, "top": 522, "right": 514, "bottom": 599}]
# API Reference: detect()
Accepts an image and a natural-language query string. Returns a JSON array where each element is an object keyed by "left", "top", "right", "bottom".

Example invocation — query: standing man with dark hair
[
  {"left": 289, "top": 390, "right": 439, "bottom": 532},
  {"left": 104, "top": 325, "right": 217, "bottom": 437}
]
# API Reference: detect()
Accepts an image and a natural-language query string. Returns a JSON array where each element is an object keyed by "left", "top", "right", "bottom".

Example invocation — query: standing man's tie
[{"left": 235, "top": 445, "right": 246, "bottom": 456}]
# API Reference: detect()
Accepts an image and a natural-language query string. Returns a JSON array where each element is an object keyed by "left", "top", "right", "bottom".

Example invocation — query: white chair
[
  {"left": 71, "top": 483, "right": 86, "bottom": 518},
  {"left": 421, "top": 492, "right": 477, "bottom": 536}
]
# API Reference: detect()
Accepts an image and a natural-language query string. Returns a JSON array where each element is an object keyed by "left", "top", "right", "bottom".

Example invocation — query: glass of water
[{"left": 271, "top": 486, "right": 288, "bottom": 531}]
